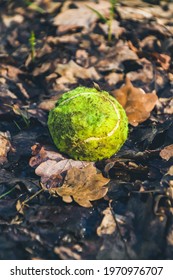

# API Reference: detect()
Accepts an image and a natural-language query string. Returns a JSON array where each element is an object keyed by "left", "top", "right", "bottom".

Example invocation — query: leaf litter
[
  {"left": 0, "top": 0, "right": 173, "bottom": 260},
  {"left": 29, "top": 144, "right": 109, "bottom": 207},
  {"left": 112, "top": 77, "right": 158, "bottom": 126}
]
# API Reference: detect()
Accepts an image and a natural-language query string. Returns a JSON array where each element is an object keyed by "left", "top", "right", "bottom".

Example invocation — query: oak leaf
[
  {"left": 55, "top": 60, "right": 100, "bottom": 83},
  {"left": 50, "top": 164, "right": 109, "bottom": 208},
  {"left": 112, "top": 77, "right": 158, "bottom": 126}
]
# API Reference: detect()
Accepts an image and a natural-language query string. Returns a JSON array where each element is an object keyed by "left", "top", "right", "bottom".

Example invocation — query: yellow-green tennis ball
[{"left": 48, "top": 87, "right": 128, "bottom": 161}]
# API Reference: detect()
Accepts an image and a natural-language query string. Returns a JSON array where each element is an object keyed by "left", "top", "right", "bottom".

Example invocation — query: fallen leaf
[
  {"left": 112, "top": 77, "right": 158, "bottom": 126},
  {"left": 53, "top": 7, "right": 97, "bottom": 33},
  {"left": 29, "top": 144, "right": 65, "bottom": 167},
  {"left": 16, "top": 200, "right": 24, "bottom": 215},
  {"left": 38, "top": 97, "right": 59, "bottom": 112},
  {"left": 35, "top": 159, "right": 88, "bottom": 179},
  {"left": 55, "top": 60, "right": 100, "bottom": 83},
  {"left": 75, "top": 49, "right": 89, "bottom": 67},
  {"left": 156, "top": 98, "right": 173, "bottom": 115},
  {"left": 50, "top": 164, "right": 109, "bottom": 207},
  {"left": 2, "top": 14, "right": 24, "bottom": 27},
  {"left": 0, "top": 131, "right": 12, "bottom": 164},
  {"left": 160, "top": 145, "right": 173, "bottom": 161},
  {"left": 105, "top": 72, "right": 123, "bottom": 86},
  {"left": 29, "top": 144, "right": 91, "bottom": 188},
  {"left": 152, "top": 52, "right": 171, "bottom": 70},
  {"left": 96, "top": 40, "right": 138, "bottom": 72},
  {"left": 32, "top": 62, "right": 51, "bottom": 76},
  {"left": 97, "top": 207, "right": 116, "bottom": 236},
  {"left": 167, "top": 166, "right": 173, "bottom": 176},
  {"left": 54, "top": 246, "right": 81, "bottom": 260},
  {"left": 76, "top": 0, "right": 110, "bottom": 16},
  {"left": 99, "top": 20, "right": 125, "bottom": 39},
  {"left": 0, "top": 85, "right": 18, "bottom": 115},
  {"left": 5, "top": 64, "right": 23, "bottom": 80},
  {"left": 117, "top": 4, "right": 173, "bottom": 21},
  {"left": 126, "top": 58, "right": 154, "bottom": 84},
  {"left": 44, "top": 2, "right": 61, "bottom": 14},
  {"left": 53, "top": 0, "right": 110, "bottom": 33}
]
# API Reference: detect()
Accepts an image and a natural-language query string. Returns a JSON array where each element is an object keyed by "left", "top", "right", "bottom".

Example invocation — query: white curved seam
[
  {"left": 60, "top": 92, "right": 95, "bottom": 105},
  {"left": 59, "top": 91, "right": 121, "bottom": 142},
  {"left": 85, "top": 97, "right": 120, "bottom": 142}
]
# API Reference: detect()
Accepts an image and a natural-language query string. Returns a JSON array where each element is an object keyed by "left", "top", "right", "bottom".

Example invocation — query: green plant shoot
[
  {"left": 24, "top": 0, "right": 45, "bottom": 14},
  {"left": 87, "top": 0, "right": 117, "bottom": 42},
  {"left": 29, "top": 31, "right": 36, "bottom": 61}
]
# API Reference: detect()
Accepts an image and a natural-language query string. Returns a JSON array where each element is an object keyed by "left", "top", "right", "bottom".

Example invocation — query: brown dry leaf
[
  {"left": 0, "top": 131, "right": 12, "bottom": 164},
  {"left": 35, "top": 159, "right": 88, "bottom": 178},
  {"left": 105, "top": 72, "right": 123, "bottom": 86},
  {"left": 112, "top": 77, "right": 158, "bottom": 126},
  {"left": 2, "top": 14, "right": 24, "bottom": 27},
  {"left": 160, "top": 145, "right": 173, "bottom": 161},
  {"left": 96, "top": 41, "right": 138, "bottom": 72},
  {"left": 152, "top": 52, "right": 171, "bottom": 70},
  {"left": 156, "top": 98, "right": 173, "bottom": 115},
  {"left": 38, "top": 97, "right": 59, "bottom": 112},
  {"left": 50, "top": 164, "right": 109, "bottom": 208},
  {"left": 168, "top": 166, "right": 173, "bottom": 176},
  {"left": 32, "top": 62, "right": 51, "bottom": 76},
  {"left": 97, "top": 207, "right": 116, "bottom": 236},
  {"left": 29, "top": 144, "right": 65, "bottom": 167},
  {"left": 55, "top": 60, "right": 100, "bottom": 83},
  {"left": 44, "top": 2, "right": 61, "bottom": 13},
  {"left": 99, "top": 20, "right": 125, "bottom": 39},
  {"left": 54, "top": 246, "right": 81, "bottom": 260},
  {"left": 117, "top": 3, "right": 173, "bottom": 21},
  {"left": 5, "top": 64, "right": 23, "bottom": 80},
  {"left": 126, "top": 58, "right": 154, "bottom": 84},
  {"left": 16, "top": 200, "right": 24, "bottom": 215},
  {"left": 29, "top": 144, "right": 91, "bottom": 188},
  {"left": 117, "top": 6, "right": 152, "bottom": 20},
  {"left": 53, "top": 7, "right": 97, "bottom": 33},
  {"left": 75, "top": 0, "right": 110, "bottom": 16},
  {"left": 76, "top": 49, "right": 89, "bottom": 67},
  {"left": 54, "top": 0, "right": 110, "bottom": 33}
]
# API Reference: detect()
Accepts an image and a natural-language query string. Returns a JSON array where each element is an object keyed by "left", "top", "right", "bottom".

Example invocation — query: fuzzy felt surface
[{"left": 48, "top": 87, "right": 128, "bottom": 161}]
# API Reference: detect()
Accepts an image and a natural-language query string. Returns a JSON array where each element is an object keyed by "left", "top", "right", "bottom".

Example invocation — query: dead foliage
[
  {"left": 97, "top": 207, "right": 116, "bottom": 236},
  {"left": 29, "top": 145, "right": 109, "bottom": 207},
  {"left": 160, "top": 145, "right": 173, "bottom": 161},
  {"left": 0, "top": 131, "right": 13, "bottom": 164},
  {"left": 0, "top": 0, "right": 173, "bottom": 260},
  {"left": 49, "top": 164, "right": 109, "bottom": 207},
  {"left": 112, "top": 77, "right": 158, "bottom": 126}
]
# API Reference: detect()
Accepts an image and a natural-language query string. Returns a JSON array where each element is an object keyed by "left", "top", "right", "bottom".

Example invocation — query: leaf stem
[{"left": 23, "top": 188, "right": 44, "bottom": 204}]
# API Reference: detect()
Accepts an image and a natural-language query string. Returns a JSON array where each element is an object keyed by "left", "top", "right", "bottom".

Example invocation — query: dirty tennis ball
[{"left": 48, "top": 86, "right": 128, "bottom": 161}]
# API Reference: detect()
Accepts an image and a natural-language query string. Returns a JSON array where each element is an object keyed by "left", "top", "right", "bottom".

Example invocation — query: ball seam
[{"left": 59, "top": 91, "right": 121, "bottom": 142}]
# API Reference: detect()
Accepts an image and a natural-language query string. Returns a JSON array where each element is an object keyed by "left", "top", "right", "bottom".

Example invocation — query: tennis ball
[{"left": 48, "top": 87, "right": 128, "bottom": 161}]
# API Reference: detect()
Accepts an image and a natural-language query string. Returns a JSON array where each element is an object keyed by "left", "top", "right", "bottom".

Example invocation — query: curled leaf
[{"left": 112, "top": 77, "right": 158, "bottom": 126}]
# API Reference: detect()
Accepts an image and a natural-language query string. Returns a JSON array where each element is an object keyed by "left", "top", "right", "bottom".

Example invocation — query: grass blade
[{"left": 86, "top": 5, "right": 107, "bottom": 23}]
